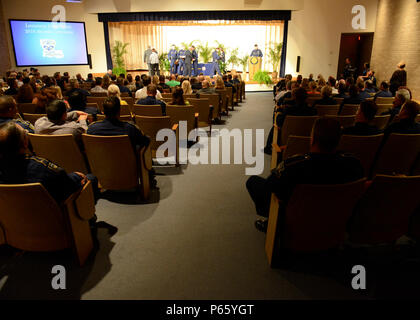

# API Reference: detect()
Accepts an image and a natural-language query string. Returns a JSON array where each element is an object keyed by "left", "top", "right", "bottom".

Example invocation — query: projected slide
[{"left": 9, "top": 20, "right": 89, "bottom": 66}]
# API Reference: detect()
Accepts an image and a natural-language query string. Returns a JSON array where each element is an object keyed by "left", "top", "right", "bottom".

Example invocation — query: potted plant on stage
[
  {"left": 239, "top": 54, "right": 249, "bottom": 81},
  {"left": 159, "top": 52, "right": 170, "bottom": 75},
  {"left": 197, "top": 41, "right": 212, "bottom": 63},
  {"left": 111, "top": 40, "right": 129, "bottom": 76},
  {"left": 227, "top": 48, "right": 240, "bottom": 72},
  {"left": 268, "top": 42, "right": 283, "bottom": 81},
  {"left": 253, "top": 70, "right": 273, "bottom": 87}
]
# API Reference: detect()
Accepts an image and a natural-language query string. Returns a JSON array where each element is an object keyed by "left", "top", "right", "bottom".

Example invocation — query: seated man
[
  {"left": 166, "top": 74, "right": 181, "bottom": 88},
  {"left": 312, "top": 85, "right": 337, "bottom": 107},
  {"left": 340, "top": 85, "right": 364, "bottom": 113},
  {"left": 223, "top": 75, "right": 236, "bottom": 94},
  {"left": 158, "top": 75, "right": 170, "bottom": 90},
  {"left": 364, "top": 80, "right": 376, "bottom": 94},
  {"left": 357, "top": 81, "right": 372, "bottom": 101},
  {"left": 190, "top": 77, "right": 202, "bottom": 91},
  {"left": 65, "top": 79, "right": 90, "bottom": 98},
  {"left": 382, "top": 88, "right": 410, "bottom": 123},
  {"left": 117, "top": 77, "right": 131, "bottom": 94},
  {"left": 197, "top": 80, "right": 216, "bottom": 94},
  {"left": 374, "top": 81, "right": 393, "bottom": 100},
  {"left": 384, "top": 100, "right": 420, "bottom": 135},
  {"left": 247, "top": 118, "right": 364, "bottom": 232},
  {"left": 34, "top": 100, "right": 88, "bottom": 143},
  {"left": 0, "top": 121, "right": 97, "bottom": 204},
  {"left": 136, "top": 84, "right": 167, "bottom": 116},
  {"left": 135, "top": 76, "right": 163, "bottom": 100},
  {"left": 87, "top": 96, "right": 155, "bottom": 186},
  {"left": 4, "top": 78, "right": 18, "bottom": 95},
  {"left": 91, "top": 77, "right": 108, "bottom": 93},
  {"left": 0, "top": 95, "right": 34, "bottom": 133},
  {"left": 68, "top": 90, "right": 100, "bottom": 118},
  {"left": 342, "top": 100, "right": 382, "bottom": 136},
  {"left": 334, "top": 81, "right": 349, "bottom": 99}
]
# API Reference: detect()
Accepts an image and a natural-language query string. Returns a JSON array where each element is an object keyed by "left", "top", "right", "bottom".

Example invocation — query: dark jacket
[
  {"left": 342, "top": 122, "right": 383, "bottom": 136},
  {"left": 136, "top": 96, "right": 166, "bottom": 116},
  {"left": 276, "top": 102, "right": 317, "bottom": 127},
  {"left": 385, "top": 119, "right": 420, "bottom": 136},
  {"left": 312, "top": 96, "right": 338, "bottom": 107}
]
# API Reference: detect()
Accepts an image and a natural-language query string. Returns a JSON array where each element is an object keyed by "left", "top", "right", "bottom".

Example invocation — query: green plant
[
  {"left": 239, "top": 55, "right": 249, "bottom": 73},
  {"left": 214, "top": 41, "right": 227, "bottom": 53},
  {"left": 267, "top": 42, "right": 283, "bottom": 73},
  {"left": 219, "top": 61, "right": 227, "bottom": 74},
  {"left": 180, "top": 40, "right": 198, "bottom": 50},
  {"left": 253, "top": 70, "right": 273, "bottom": 85},
  {"left": 227, "top": 48, "right": 240, "bottom": 70},
  {"left": 159, "top": 52, "right": 170, "bottom": 73},
  {"left": 111, "top": 40, "right": 129, "bottom": 75},
  {"left": 197, "top": 41, "right": 212, "bottom": 63}
]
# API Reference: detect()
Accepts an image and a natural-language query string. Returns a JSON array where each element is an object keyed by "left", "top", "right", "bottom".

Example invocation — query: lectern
[{"left": 248, "top": 56, "right": 262, "bottom": 81}]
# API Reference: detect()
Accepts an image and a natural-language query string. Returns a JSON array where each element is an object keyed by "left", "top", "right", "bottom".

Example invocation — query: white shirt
[
  {"left": 149, "top": 52, "right": 159, "bottom": 64},
  {"left": 135, "top": 87, "right": 162, "bottom": 100}
]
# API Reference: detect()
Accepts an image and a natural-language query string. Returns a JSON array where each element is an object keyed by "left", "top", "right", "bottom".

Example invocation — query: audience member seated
[
  {"left": 135, "top": 75, "right": 144, "bottom": 91},
  {"left": 68, "top": 91, "right": 100, "bottom": 119},
  {"left": 135, "top": 76, "right": 163, "bottom": 100},
  {"left": 222, "top": 75, "right": 236, "bottom": 94},
  {"left": 102, "top": 74, "right": 111, "bottom": 90},
  {"left": 328, "top": 77, "right": 338, "bottom": 94},
  {"left": 17, "top": 78, "right": 34, "bottom": 103},
  {"left": 76, "top": 73, "right": 85, "bottom": 84},
  {"left": 231, "top": 74, "right": 241, "bottom": 85},
  {"left": 65, "top": 79, "right": 90, "bottom": 98},
  {"left": 117, "top": 77, "right": 131, "bottom": 94},
  {"left": 307, "top": 81, "right": 320, "bottom": 95},
  {"left": 276, "top": 81, "right": 293, "bottom": 105},
  {"left": 381, "top": 88, "right": 410, "bottom": 122},
  {"left": 34, "top": 100, "right": 88, "bottom": 144},
  {"left": 166, "top": 74, "right": 181, "bottom": 88},
  {"left": 197, "top": 80, "right": 216, "bottom": 94},
  {"left": 0, "top": 121, "right": 98, "bottom": 204},
  {"left": 342, "top": 100, "right": 382, "bottom": 136},
  {"left": 357, "top": 81, "right": 371, "bottom": 101},
  {"left": 273, "top": 79, "right": 286, "bottom": 99},
  {"left": 334, "top": 81, "right": 349, "bottom": 99},
  {"left": 167, "top": 87, "right": 189, "bottom": 106},
  {"left": 384, "top": 100, "right": 420, "bottom": 135},
  {"left": 158, "top": 75, "right": 170, "bottom": 90},
  {"left": 248, "top": 117, "right": 364, "bottom": 232},
  {"left": 4, "top": 78, "right": 18, "bottom": 95},
  {"left": 108, "top": 84, "right": 128, "bottom": 105},
  {"left": 32, "top": 87, "right": 58, "bottom": 111},
  {"left": 190, "top": 77, "right": 202, "bottom": 91},
  {"left": 312, "top": 86, "right": 337, "bottom": 107},
  {"left": 340, "top": 85, "right": 364, "bottom": 113},
  {"left": 364, "top": 80, "right": 376, "bottom": 94},
  {"left": 0, "top": 96, "right": 34, "bottom": 133},
  {"left": 86, "top": 73, "right": 94, "bottom": 83},
  {"left": 136, "top": 84, "right": 167, "bottom": 115},
  {"left": 374, "top": 81, "right": 393, "bottom": 100},
  {"left": 91, "top": 77, "right": 108, "bottom": 93}
]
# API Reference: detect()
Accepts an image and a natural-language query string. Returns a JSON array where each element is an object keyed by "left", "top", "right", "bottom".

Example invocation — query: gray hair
[{"left": 396, "top": 89, "right": 410, "bottom": 102}]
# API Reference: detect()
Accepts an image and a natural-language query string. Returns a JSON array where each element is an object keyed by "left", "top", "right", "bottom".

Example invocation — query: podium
[{"left": 248, "top": 57, "right": 262, "bottom": 81}]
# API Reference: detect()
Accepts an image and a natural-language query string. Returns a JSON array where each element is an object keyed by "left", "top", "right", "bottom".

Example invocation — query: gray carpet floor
[{"left": 1, "top": 92, "right": 419, "bottom": 300}]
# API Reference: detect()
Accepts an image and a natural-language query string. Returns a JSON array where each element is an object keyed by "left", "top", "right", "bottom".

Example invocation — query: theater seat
[
  {"left": 348, "top": 175, "right": 420, "bottom": 245},
  {"left": 132, "top": 104, "right": 163, "bottom": 117},
  {"left": 188, "top": 98, "right": 213, "bottom": 133},
  {"left": 0, "top": 181, "right": 95, "bottom": 266}
]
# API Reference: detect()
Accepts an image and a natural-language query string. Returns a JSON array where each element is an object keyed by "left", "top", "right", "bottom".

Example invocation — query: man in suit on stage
[
  {"left": 183, "top": 47, "right": 193, "bottom": 77},
  {"left": 144, "top": 46, "right": 153, "bottom": 76},
  {"left": 212, "top": 48, "right": 222, "bottom": 77},
  {"left": 177, "top": 48, "right": 186, "bottom": 75},
  {"left": 191, "top": 46, "right": 199, "bottom": 76},
  {"left": 168, "top": 45, "right": 178, "bottom": 75},
  {"left": 250, "top": 44, "right": 263, "bottom": 58}
]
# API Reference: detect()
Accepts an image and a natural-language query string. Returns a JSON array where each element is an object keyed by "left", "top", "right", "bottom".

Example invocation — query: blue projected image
[{"left": 9, "top": 20, "right": 89, "bottom": 66}]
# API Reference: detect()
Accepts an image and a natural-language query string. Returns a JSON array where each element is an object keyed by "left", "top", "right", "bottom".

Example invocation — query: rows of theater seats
[
  {"left": 0, "top": 80, "right": 246, "bottom": 266},
  {"left": 265, "top": 94, "right": 420, "bottom": 266}
]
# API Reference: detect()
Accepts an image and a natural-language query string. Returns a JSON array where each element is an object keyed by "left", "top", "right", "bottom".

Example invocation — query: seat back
[
  {"left": 316, "top": 105, "right": 340, "bottom": 116},
  {"left": 373, "top": 133, "right": 420, "bottom": 175},
  {"left": 162, "top": 93, "right": 172, "bottom": 99},
  {"left": 82, "top": 134, "right": 138, "bottom": 190},
  {"left": 96, "top": 114, "right": 132, "bottom": 122},
  {"left": 283, "top": 136, "right": 311, "bottom": 160},
  {"left": 376, "top": 97, "right": 394, "bottom": 105},
  {"left": 283, "top": 179, "right": 366, "bottom": 251},
  {"left": 200, "top": 94, "right": 220, "bottom": 120},
  {"left": 166, "top": 105, "right": 195, "bottom": 134},
  {"left": 18, "top": 103, "right": 42, "bottom": 114},
  {"left": 29, "top": 133, "right": 89, "bottom": 173},
  {"left": 135, "top": 116, "right": 173, "bottom": 152},
  {"left": 216, "top": 89, "right": 228, "bottom": 113},
  {"left": 280, "top": 116, "right": 319, "bottom": 146},
  {"left": 376, "top": 104, "right": 392, "bottom": 114},
  {"left": 87, "top": 96, "right": 106, "bottom": 111},
  {"left": 90, "top": 92, "right": 107, "bottom": 97},
  {"left": 0, "top": 183, "right": 69, "bottom": 251},
  {"left": 188, "top": 98, "right": 211, "bottom": 124},
  {"left": 340, "top": 104, "right": 359, "bottom": 116},
  {"left": 372, "top": 114, "right": 391, "bottom": 130},
  {"left": 325, "top": 115, "right": 356, "bottom": 128},
  {"left": 133, "top": 104, "right": 163, "bottom": 117},
  {"left": 338, "top": 134, "right": 384, "bottom": 177},
  {"left": 225, "top": 86, "right": 233, "bottom": 108},
  {"left": 349, "top": 175, "right": 420, "bottom": 244},
  {"left": 334, "top": 97, "right": 344, "bottom": 105},
  {"left": 86, "top": 102, "right": 99, "bottom": 110},
  {"left": 121, "top": 97, "right": 134, "bottom": 112},
  {"left": 23, "top": 113, "right": 46, "bottom": 125},
  {"left": 306, "top": 97, "right": 320, "bottom": 107}
]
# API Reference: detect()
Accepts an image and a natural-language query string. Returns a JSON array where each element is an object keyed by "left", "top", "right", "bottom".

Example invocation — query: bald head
[{"left": 0, "top": 122, "right": 27, "bottom": 161}]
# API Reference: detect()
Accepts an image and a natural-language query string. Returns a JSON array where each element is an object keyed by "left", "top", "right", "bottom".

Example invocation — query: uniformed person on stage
[
  {"left": 250, "top": 44, "right": 263, "bottom": 58},
  {"left": 212, "top": 48, "right": 222, "bottom": 77},
  {"left": 167, "top": 45, "right": 178, "bottom": 75},
  {"left": 191, "top": 45, "right": 199, "bottom": 76},
  {"left": 177, "top": 47, "right": 186, "bottom": 75},
  {"left": 183, "top": 47, "right": 193, "bottom": 77},
  {"left": 143, "top": 45, "right": 153, "bottom": 76},
  {"left": 246, "top": 117, "right": 364, "bottom": 233}
]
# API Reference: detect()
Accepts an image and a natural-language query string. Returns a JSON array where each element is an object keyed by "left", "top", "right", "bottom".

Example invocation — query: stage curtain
[{"left": 108, "top": 20, "right": 284, "bottom": 71}]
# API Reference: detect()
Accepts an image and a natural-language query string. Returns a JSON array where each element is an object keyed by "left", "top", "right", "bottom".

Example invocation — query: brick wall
[
  {"left": 0, "top": 0, "right": 11, "bottom": 75},
  {"left": 371, "top": 0, "right": 420, "bottom": 100}
]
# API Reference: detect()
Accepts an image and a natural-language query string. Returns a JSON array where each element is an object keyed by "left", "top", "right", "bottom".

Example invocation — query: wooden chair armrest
[
  {"left": 140, "top": 144, "right": 153, "bottom": 171},
  {"left": 194, "top": 113, "right": 199, "bottom": 118},
  {"left": 272, "top": 143, "right": 286, "bottom": 153},
  {"left": 172, "top": 124, "right": 179, "bottom": 132},
  {"left": 64, "top": 181, "right": 95, "bottom": 221}
]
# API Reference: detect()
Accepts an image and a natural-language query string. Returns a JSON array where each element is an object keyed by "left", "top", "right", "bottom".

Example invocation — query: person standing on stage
[
  {"left": 250, "top": 44, "right": 263, "bottom": 58},
  {"left": 149, "top": 48, "right": 160, "bottom": 76},
  {"left": 191, "top": 46, "right": 199, "bottom": 76},
  {"left": 390, "top": 61, "right": 407, "bottom": 97},
  {"left": 184, "top": 47, "right": 193, "bottom": 77},
  {"left": 168, "top": 45, "right": 178, "bottom": 75},
  {"left": 177, "top": 47, "right": 186, "bottom": 75},
  {"left": 343, "top": 58, "right": 355, "bottom": 80},
  {"left": 212, "top": 48, "right": 222, "bottom": 77},
  {"left": 144, "top": 46, "right": 153, "bottom": 75}
]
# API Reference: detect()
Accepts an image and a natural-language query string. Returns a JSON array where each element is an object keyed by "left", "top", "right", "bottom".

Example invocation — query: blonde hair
[
  {"left": 152, "top": 75, "right": 159, "bottom": 85},
  {"left": 215, "top": 77, "right": 225, "bottom": 89},
  {"left": 181, "top": 80, "right": 192, "bottom": 95},
  {"left": 107, "top": 84, "right": 121, "bottom": 99}
]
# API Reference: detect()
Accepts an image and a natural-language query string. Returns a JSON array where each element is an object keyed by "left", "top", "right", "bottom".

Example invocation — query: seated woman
[
  {"left": 32, "top": 87, "right": 57, "bottom": 113},
  {"left": 108, "top": 84, "right": 128, "bottom": 106},
  {"left": 312, "top": 86, "right": 337, "bottom": 107},
  {"left": 182, "top": 80, "right": 193, "bottom": 95},
  {"left": 215, "top": 77, "right": 225, "bottom": 90},
  {"left": 168, "top": 87, "right": 190, "bottom": 106},
  {"left": 17, "top": 78, "right": 34, "bottom": 103}
]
